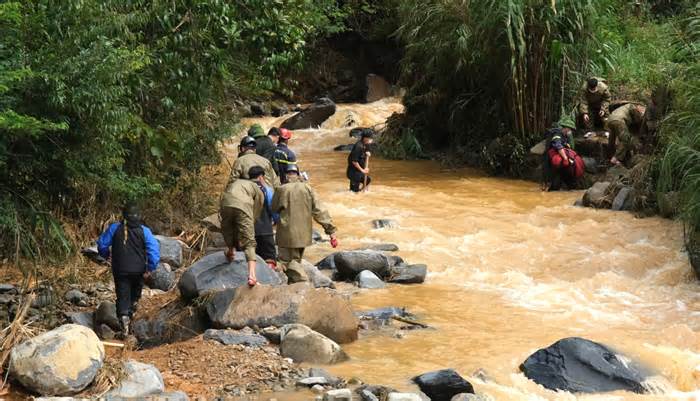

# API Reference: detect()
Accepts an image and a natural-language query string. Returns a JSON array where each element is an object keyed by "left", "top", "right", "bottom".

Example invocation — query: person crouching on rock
[
  {"left": 347, "top": 129, "right": 373, "bottom": 192},
  {"left": 542, "top": 117, "right": 584, "bottom": 191},
  {"left": 220, "top": 166, "right": 267, "bottom": 286},
  {"left": 272, "top": 164, "right": 339, "bottom": 283},
  {"left": 97, "top": 202, "right": 160, "bottom": 336}
]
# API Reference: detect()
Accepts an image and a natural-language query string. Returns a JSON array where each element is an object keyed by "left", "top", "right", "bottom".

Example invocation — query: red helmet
[{"left": 280, "top": 128, "right": 292, "bottom": 140}]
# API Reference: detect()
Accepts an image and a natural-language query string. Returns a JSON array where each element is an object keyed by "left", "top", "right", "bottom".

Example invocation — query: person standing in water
[
  {"left": 97, "top": 202, "right": 160, "bottom": 336},
  {"left": 220, "top": 166, "right": 267, "bottom": 286},
  {"left": 272, "top": 164, "right": 338, "bottom": 283},
  {"left": 347, "top": 129, "right": 373, "bottom": 192}
]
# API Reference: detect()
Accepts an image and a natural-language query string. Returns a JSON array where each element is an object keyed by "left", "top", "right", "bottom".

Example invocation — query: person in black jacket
[
  {"left": 97, "top": 203, "right": 160, "bottom": 335},
  {"left": 347, "top": 129, "right": 373, "bottom": 192},
  {"left": 256, "top": 127, "right": 280, "bottom": 171}
]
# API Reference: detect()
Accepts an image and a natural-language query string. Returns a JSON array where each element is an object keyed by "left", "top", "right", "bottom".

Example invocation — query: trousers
[{"left": 113, "top": 273, "right": 144, "bottom": 317}]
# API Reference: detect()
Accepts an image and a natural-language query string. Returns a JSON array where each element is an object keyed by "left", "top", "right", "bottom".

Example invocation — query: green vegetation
[{"left": 0, "top": 0, "right": 348, "bottom": 261}]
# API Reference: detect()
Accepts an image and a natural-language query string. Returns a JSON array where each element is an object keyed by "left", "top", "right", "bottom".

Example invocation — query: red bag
[{"left": 548, "top": 148, "right": 585, "bottom": 178}]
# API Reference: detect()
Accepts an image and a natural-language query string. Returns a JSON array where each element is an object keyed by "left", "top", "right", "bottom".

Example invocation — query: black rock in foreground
[{"left": 412, "top": 369, "right": 474, "bottom": 401}]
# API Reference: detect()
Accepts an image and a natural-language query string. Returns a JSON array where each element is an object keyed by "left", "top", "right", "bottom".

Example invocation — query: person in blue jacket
[
  {"left": 97, "top": 202, "right": 160, "bottom": 335},
  {"left": 254, "top": 181, "right": 279, "bottom": 269}
]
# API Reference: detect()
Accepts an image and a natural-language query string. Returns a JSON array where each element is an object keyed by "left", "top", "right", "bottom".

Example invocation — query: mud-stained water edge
[{"left": 240, "top": 99, "right": 700, "bottom": 401}]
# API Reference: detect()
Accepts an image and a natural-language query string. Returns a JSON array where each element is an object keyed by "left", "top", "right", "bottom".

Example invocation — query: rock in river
[
  {"left": 334, "top": 251, "right": 391, "bottom": 280},
  {"left": 412, "top": 369, "right": 474, "bottom": 401},
  {"left": 10, "top": 324, "right": 104, "bottom": 396},
  {"left": 520, "top": 337, "right": 648, "bottom": 393},
  {"left": 179, "top": 251, "right": 286, "bottom": 300},
  {"left": 280, "top": 324, "right": 348, "bottom": 364},
  {"left": 281, "top": 97, "right": 336, "bottom": 130},
  {"left": 389, "top": 264, "right": 427, "bottom": 284},
  {"left": 206, "top": 283, "right": 358, "bottom": 343},
  {"left": 582, "top": 181, "right": 611, "bottom": 208},
  {"left": 356, "top": 270, "right": 385, "bottom": 289}
]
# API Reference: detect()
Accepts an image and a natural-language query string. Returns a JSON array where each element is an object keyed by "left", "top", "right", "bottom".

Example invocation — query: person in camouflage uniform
[
  {"left": 228, "top": 136, "right": 280, "bottom": 189},
  {"left": 220, "top": 166, "right": 266, "bottom": 286},
  {"left": 272, "top": 165, "right": 338, "bottom": 283},
  {"left": 578, "top": 77, "right": 612, "bottom": 133},
  {"left": 607, "top": 103, "right": 645, "bottom": 165}
]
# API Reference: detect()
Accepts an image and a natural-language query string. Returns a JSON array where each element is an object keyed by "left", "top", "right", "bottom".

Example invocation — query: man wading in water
[
  {"left": 220, "top": 166, "right": 267, "bottom": 287},
  {"left": 272, "top": 164, "right": 338, "bottom": 283},
  {"left": 347, "top": 129, "right": 373, "bottom": 192}
]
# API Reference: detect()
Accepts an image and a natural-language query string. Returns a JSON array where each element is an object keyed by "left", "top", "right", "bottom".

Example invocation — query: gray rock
[
  {"left": 359, "top": 389, "right": 379, "bottom": 401},
  {"left": 204, "top": 329, "right": 269, "bottom": 347},
  {"left": 361, "top": 243, "right": 399, "bottom": 252},
  {"left": 179, "top": 251, "right": 286, "bottom": 300},
  {"left": 297, "top": 377, "right": 330, "bottom": 387},
  {"left": 281, "top": 97, "right": 336, "bottom": 130},
  {"left": 605, "top": 164, "right": 630, "bottom": 182},
  {"left": 271, "top": 104, "right": 289, "bottom": 117},
  {"left": 356, "top": 307, "right": 413, "bottom": 322},
  {"left": 280, "top": 324, "right": 348, "bottom": 364},
  {"left": 104, "top": 360, "right": 164, "bottom": 398},
  {"left": 250, "top": 102, "right": 267, "bottom": 116},
  {"left": 206, "top": 283, "right": 359, "bottom": 344},
  {"left": 582, "top": 157, "right": 598, "bottom": 174},
  {"left": 387, "top": 393, "right": 422, "bottom": 401},
  {"left": 371, "top": 219, "right": 396, "bottom": 229},
  {"left": 302, "top": 260, "right": 335, "bottom": 288},
  {"left": 308, "top": 368, "right": 340, "bottom": 385},
  {"left": 387, "top": 255, "right": 405, "bottom": 267},
  {"left": 146, "top": 263, "right": 176, "bottom": 291},
  {"left": 64, "top": 289, "right": 89, "bottom": 306},
  {"left": 316, "top": 253, "right": 338, "bottom": 270},
  {"left": 334, "top": 251, "right": 391, "bottom": 280},
  {"left": 201, "top": 213, "right": 222, "bottom": 233},
  {"left": 0, "top": 293, "right": 15, "bottom": 305},
  {"left": 389, "top": 264, "right": 427, "bottom": 284},
  {"left": 520, "top": 337, "right": 648, "bottom": 393},
  {"left": 451, "top": 394, "right": 492, "bottom": 401},
  {"left": 97, "top": 323, "right": 116, "bottom": 340},
  {"left": 155, "top": 235, "right": 183, "bottom": 268},
  {"left": 132, "top": 303, "right": 209, "bottom": 347},
  {"left": 357, "top": 385, "right": 396, "bottom": 401},
  {"left": 323, "top": 388, "right": 353, "bottom": 401},
  {"left": 67, "top": 311, "right": 94, "bottom": 329},
  {"left": 582, "top": 181, "right": 611, "bottom": 208},
  {"left": 0, "top": 283, "right": 17, "bottom": 294},
  {"left": 573, "top": 198, "right": 584, "bottom": 207},
  {"left": 9, "top": 324, "right": 104, "bottom": 396},
  {"left": 32, "top": 287, "right": 54, "bottom": 308},
  {"left": 95, "top": 301, "right": 120, "bottom": 331},
  {"left": 356, "top": 270, "right": 385, "bottom": 289},
  {"left": 611, "top": 186, "right": 633, "bottom": 211},
  {"left": 413, "top": 369, "right": 474, "bottom": 401}
]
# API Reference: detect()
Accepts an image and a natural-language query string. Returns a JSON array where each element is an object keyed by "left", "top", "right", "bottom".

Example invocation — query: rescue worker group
[{"left": 97, "top": 76, "right": 653, "bottom": 335}]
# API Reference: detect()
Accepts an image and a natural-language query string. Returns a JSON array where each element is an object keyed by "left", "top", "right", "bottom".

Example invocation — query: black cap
[
  {"left": 268, "top": 127, "right": 281, "bottom": 137},
  {"left": 361, "top": 129, "right": 374, "bottom": 139},
  {"left": 240, "top": 136, "right": 256, "bottom": 148},
  {"left": 587, "top": 77, "right": 598, "bottom": 90}
]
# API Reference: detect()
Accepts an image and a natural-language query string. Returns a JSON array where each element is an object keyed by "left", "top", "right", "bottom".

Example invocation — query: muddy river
[{"left": 242, "top": 98, "right": 700, "bottom": 401}]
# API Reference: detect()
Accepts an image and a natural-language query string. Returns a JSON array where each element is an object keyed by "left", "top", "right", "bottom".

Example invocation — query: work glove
[{"left": 330, "top": 237, "right": 339, "bottom": 248}]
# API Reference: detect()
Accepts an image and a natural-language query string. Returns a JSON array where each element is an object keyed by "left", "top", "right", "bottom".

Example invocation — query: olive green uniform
[
  {"left": 607, "top": 103, "right": 644, "bottom": 162},
  {"left": 272, "top": 176, "right": 337, "bottom": 283},
  {"left": 220, "top": 179, "right": 264, "bottom": 262},
  {"left": 228, "top": 150, "right": 280, "bottom": 189},
  {"left": 578, "top": 79, "right": 611, "bottom": 130}
]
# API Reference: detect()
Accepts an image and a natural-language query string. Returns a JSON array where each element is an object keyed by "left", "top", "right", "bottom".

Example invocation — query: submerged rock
[
  {"left": 371, "top": 219, "right": 396, "bottom": 229},
  {"left": 519, "top": 337, "right": 648, "bottom": 393},
  {"left": 178, "top": 251, "right": 286, "bottom": 300},
  {"left": 281, "top": 97, "right": 336, "bottom": 130},
  {"left": 10, "top": 324, "right": 104, "bottom": 396},
  {"left": 412, "top": 369, "right": 474, "bottom": 401},
  {"left": 280, "top": 324, "right": 348, "bottom": 364},
  {"left": 206, "top": 283, "right": 358, "bottom": 343},
  {"left": 334, "top": 251, "right": 391, "bottom": 280}
]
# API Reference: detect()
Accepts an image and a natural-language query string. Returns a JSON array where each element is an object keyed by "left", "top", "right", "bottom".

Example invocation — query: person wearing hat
[
  {"left": 97, "top": 202, "right": 160, "bottom": 335},
  {"left": 273, "top": 128, "right": 298, "bottom": 184},
  {"left": 272, "top": 164, "right": 338, "bottom": 283},
  {"left": 578, "top": 77, "right": 611, "bottom": 135},
  {"left": 607, "top": 103, "right": 645, "bottom": 166},
  {"left": 220, "top": 166, "right": 267, "bottom": 287},
  {"left": 228, "top": 135, "right": 280, "bottom": 189},
  {"left": 542, "top": 116, "right": 584, "bottom": 191},
  {"left": 347, "top": 129, "right": 373, "bottom": 192},
  {"left": 256, "top": 127, "right": 280, "bottom": 169}
]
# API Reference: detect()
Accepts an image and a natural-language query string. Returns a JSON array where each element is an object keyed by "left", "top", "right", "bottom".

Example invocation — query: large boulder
[
  {"left": 519, "top": 337, "right": 648, "bottom": 393},
  {"left": 178, "top": 251, "right": 286, "bottom": 300},
  {"left": 146, "top": 263, "right": 176, "bottom": 291},
  {"left": 206, "top": 283, "right": 358, "bottom": 343},
  {"left": 412, "top": 369, "right": 474, "bottom": 401},
  {"left": 334, "top": 251, "right": 391, "bottom": 280},
  {"left": 280, "top": 324, "right": 348, "bottom": 364},
  {"left": 316, "top": 253, "right": 338, "bottom": 270},
  {"left": 281, "top": 97, "right": 336, "bottom": 130},
  {"left": 104, "top": 360, "right": 164, "bottom": 398},
  {"left": 155, "top": 235, "right": 183, "bottom": 268},
  {"left": 356, "top": 270, "right": 385, "bottom": 289},
  {"left": 10, "top": 324, "right": 104, "bottom": 396},
  {"left": 582, "top": 182, "right": 611, "bottom": 208},
  {"left": 389, "top": 264, "right": 427, "bottom": 284},
  {"left": 95, "top": 301, "right": 120, "bottom": 331}
]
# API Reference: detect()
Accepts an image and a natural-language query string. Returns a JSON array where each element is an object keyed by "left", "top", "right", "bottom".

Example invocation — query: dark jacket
[
  {"left": 254, "top": 185, "right": 276, "bottom": 236},
  {"left": 274, "top": 143, "right": 297, "bottom": 184},
  {"left": 347, "top": 140, "right": 368, "bottom": 181},
  {"left": 97, "top": 221, "right": 160, "bottom": 274},
  {"left": 256, "top": 135, "right": 277, "bottom": 168}
]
